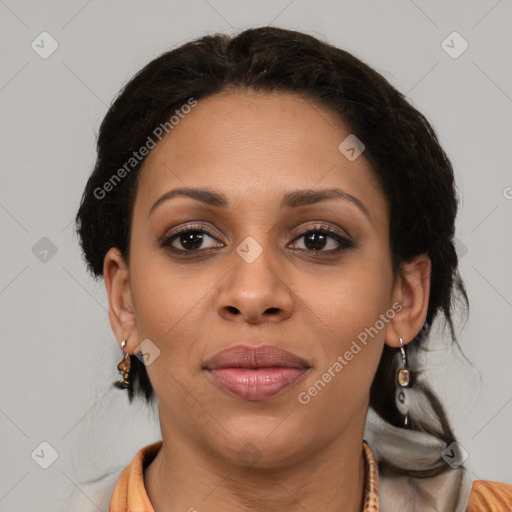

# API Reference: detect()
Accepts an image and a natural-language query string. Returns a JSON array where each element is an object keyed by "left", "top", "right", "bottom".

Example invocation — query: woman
[{"left": 74, "top": 26, "right": 511, "bottom": 511}]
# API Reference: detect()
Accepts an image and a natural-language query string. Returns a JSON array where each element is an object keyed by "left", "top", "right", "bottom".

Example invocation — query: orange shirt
[
  {"left": 467, "top": 480, "right": 512, "bottom": 511},
  {"left": 110, "top": 441, "right": 512, "bottom": 511}
]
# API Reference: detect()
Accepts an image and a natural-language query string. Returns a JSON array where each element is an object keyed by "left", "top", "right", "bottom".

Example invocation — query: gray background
[{"left": 0, "top": 0, "right": 511, "bottom": 510}]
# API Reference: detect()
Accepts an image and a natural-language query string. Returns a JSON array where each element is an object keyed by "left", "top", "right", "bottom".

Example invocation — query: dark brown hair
[{"left": 75, "top": 26, "right": 468, "bottom": 476}]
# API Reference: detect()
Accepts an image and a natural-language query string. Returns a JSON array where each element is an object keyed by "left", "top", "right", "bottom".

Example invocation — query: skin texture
[{"left": 103, "top": 89, "right": 431, "bottom": 511}]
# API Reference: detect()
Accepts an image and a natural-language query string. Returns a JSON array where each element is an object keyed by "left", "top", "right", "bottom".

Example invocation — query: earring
[
  {"left": 114, "top": 339, "right": 131, "bottom": 390},
  {"left": 395, "top": 337, "right": 410, "bottom": 427}
]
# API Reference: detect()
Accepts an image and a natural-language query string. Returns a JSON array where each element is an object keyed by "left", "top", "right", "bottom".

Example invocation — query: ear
[
  {"left": 103, "top": 247, "right": 139, "bottom": 354},
  {"left": 385, "top": 254, "right": 431, "bottom": 348}
]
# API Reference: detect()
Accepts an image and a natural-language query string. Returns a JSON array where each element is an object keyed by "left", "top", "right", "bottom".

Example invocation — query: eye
[
  {"left": 160, "top": 225, "right": 223, "bottom": 254},
  {"left": 160, "top": 222, "right": 353, "bottom": 256},
  {"left": 290, "top": 223, "right": 353, "bottom": 254}
]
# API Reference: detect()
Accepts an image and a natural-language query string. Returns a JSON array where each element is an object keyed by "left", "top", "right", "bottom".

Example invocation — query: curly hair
[{"left": 75, "top": 26, "right": 468, "bottom": 476}]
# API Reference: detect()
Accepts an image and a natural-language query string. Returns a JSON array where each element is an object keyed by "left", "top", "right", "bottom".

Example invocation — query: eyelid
[
  {"left": 160, "top": 221, "right": 220, "bottom": 240},
  {"left": 289, "top": 223, "right": 354, "bottom": 252},
  {"left": 160, "top": 221, "right": 353, "bottom": 255},
  {"left": 160, "top": 222, "right": 350, "bottom": 243},
  {"left": 293, "top": 222, "right": 352, "bottom": 241},
  {"left": 160, "top": 223, "right": 223, "bottom": 244}
]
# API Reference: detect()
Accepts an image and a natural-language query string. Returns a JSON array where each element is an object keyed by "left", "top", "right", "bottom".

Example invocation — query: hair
[{"left": 75, "top": 26, "right": 469, "bottom": 477}]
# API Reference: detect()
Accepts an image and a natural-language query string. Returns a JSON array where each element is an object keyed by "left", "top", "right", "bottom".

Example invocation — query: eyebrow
[{"left": 148, "top": 187, "right": 370, "bottom": 219}]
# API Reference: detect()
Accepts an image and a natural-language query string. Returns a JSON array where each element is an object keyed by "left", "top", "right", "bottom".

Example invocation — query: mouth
[{"left": 203, "top": 344, "right": 311, "bottom": 401}]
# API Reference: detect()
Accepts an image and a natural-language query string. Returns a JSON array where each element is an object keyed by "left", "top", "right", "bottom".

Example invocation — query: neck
[{"left": 145, "top": 411, "right": 367, "bottom": 512}]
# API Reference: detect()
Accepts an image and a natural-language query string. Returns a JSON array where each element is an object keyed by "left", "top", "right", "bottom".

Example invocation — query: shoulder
[
  {"left": 467, "top": 480, "right": 512, "bottom": 511},
  {"left": 110, "top": 441, "right": 162, "bottom": 511},
  {"left": 68, "top": 442, "right": 162, "bottom": 512}
]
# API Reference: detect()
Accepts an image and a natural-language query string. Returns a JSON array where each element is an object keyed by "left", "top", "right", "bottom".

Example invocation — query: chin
[{"left": 210, "top": 420, "right": 315, "bottom": 469}]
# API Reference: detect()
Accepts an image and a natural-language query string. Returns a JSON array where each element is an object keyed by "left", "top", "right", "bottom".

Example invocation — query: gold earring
[
  {"left": 395, "top": 337, "right": 410, "bottom": 427},
  {"left": 114, "top": 339, "right": 131, "bottom": 390}
]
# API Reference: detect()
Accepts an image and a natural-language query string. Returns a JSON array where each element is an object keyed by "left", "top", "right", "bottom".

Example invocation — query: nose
[{"left": 216, "top": 244, "right": 294, "bottom": 325}]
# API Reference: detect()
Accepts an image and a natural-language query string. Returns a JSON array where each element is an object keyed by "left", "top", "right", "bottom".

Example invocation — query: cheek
[
  {"left": 310, "top": 258, "right": 392, "bottom": 339},
  {"left": 303, "top": 256, "right": 392, "bottom": 393},
  {"left": 131, "top": 241, "right": 200, "bottom": 329},
  {"left": 128, "top": 247, "right": 215, "bottom": 379},
  {"left": 296, "top": 285, "right": 388, "bottom": 432}
]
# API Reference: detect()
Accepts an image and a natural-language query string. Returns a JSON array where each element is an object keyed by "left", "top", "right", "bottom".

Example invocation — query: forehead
[{"left": 133, "top": 89, "right": 386, "bottom": 219}]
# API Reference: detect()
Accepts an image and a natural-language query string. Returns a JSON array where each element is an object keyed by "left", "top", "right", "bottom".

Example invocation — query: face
[{"left": 111, "top": 89, "right": 403, "bottom": 467}]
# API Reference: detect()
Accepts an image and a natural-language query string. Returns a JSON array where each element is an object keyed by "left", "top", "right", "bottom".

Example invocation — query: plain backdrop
[{"left": 0, "top": 1, "right": 511, "bottom": 510}]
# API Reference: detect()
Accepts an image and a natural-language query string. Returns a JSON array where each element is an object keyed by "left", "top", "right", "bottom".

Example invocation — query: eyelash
[{"left": 160, "top": 223, "right": 354, "bottom": 256}]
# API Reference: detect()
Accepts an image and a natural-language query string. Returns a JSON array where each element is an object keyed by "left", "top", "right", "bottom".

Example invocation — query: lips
[
  {"left": 203, "top": 344, "right": 310, "bottom": 400},
  {"left": 204, "top": 344, "right": 309, "bottom": 370}
]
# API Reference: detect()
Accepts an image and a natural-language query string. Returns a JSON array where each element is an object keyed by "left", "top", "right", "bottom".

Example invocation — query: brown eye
[
  {"left": 161, "top": 226, "right": 223, "bottom": 254},
  {"left": 290, "top": 225, "right": 354, "bottom": 254}
]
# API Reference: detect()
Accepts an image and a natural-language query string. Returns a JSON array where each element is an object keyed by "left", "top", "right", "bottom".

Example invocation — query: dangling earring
[
  {"left": 114, "top": 339, "right": 131, "bottom": 390},
  {"left": 395, "top": 337, "right": 410, "bottom": 427}
]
